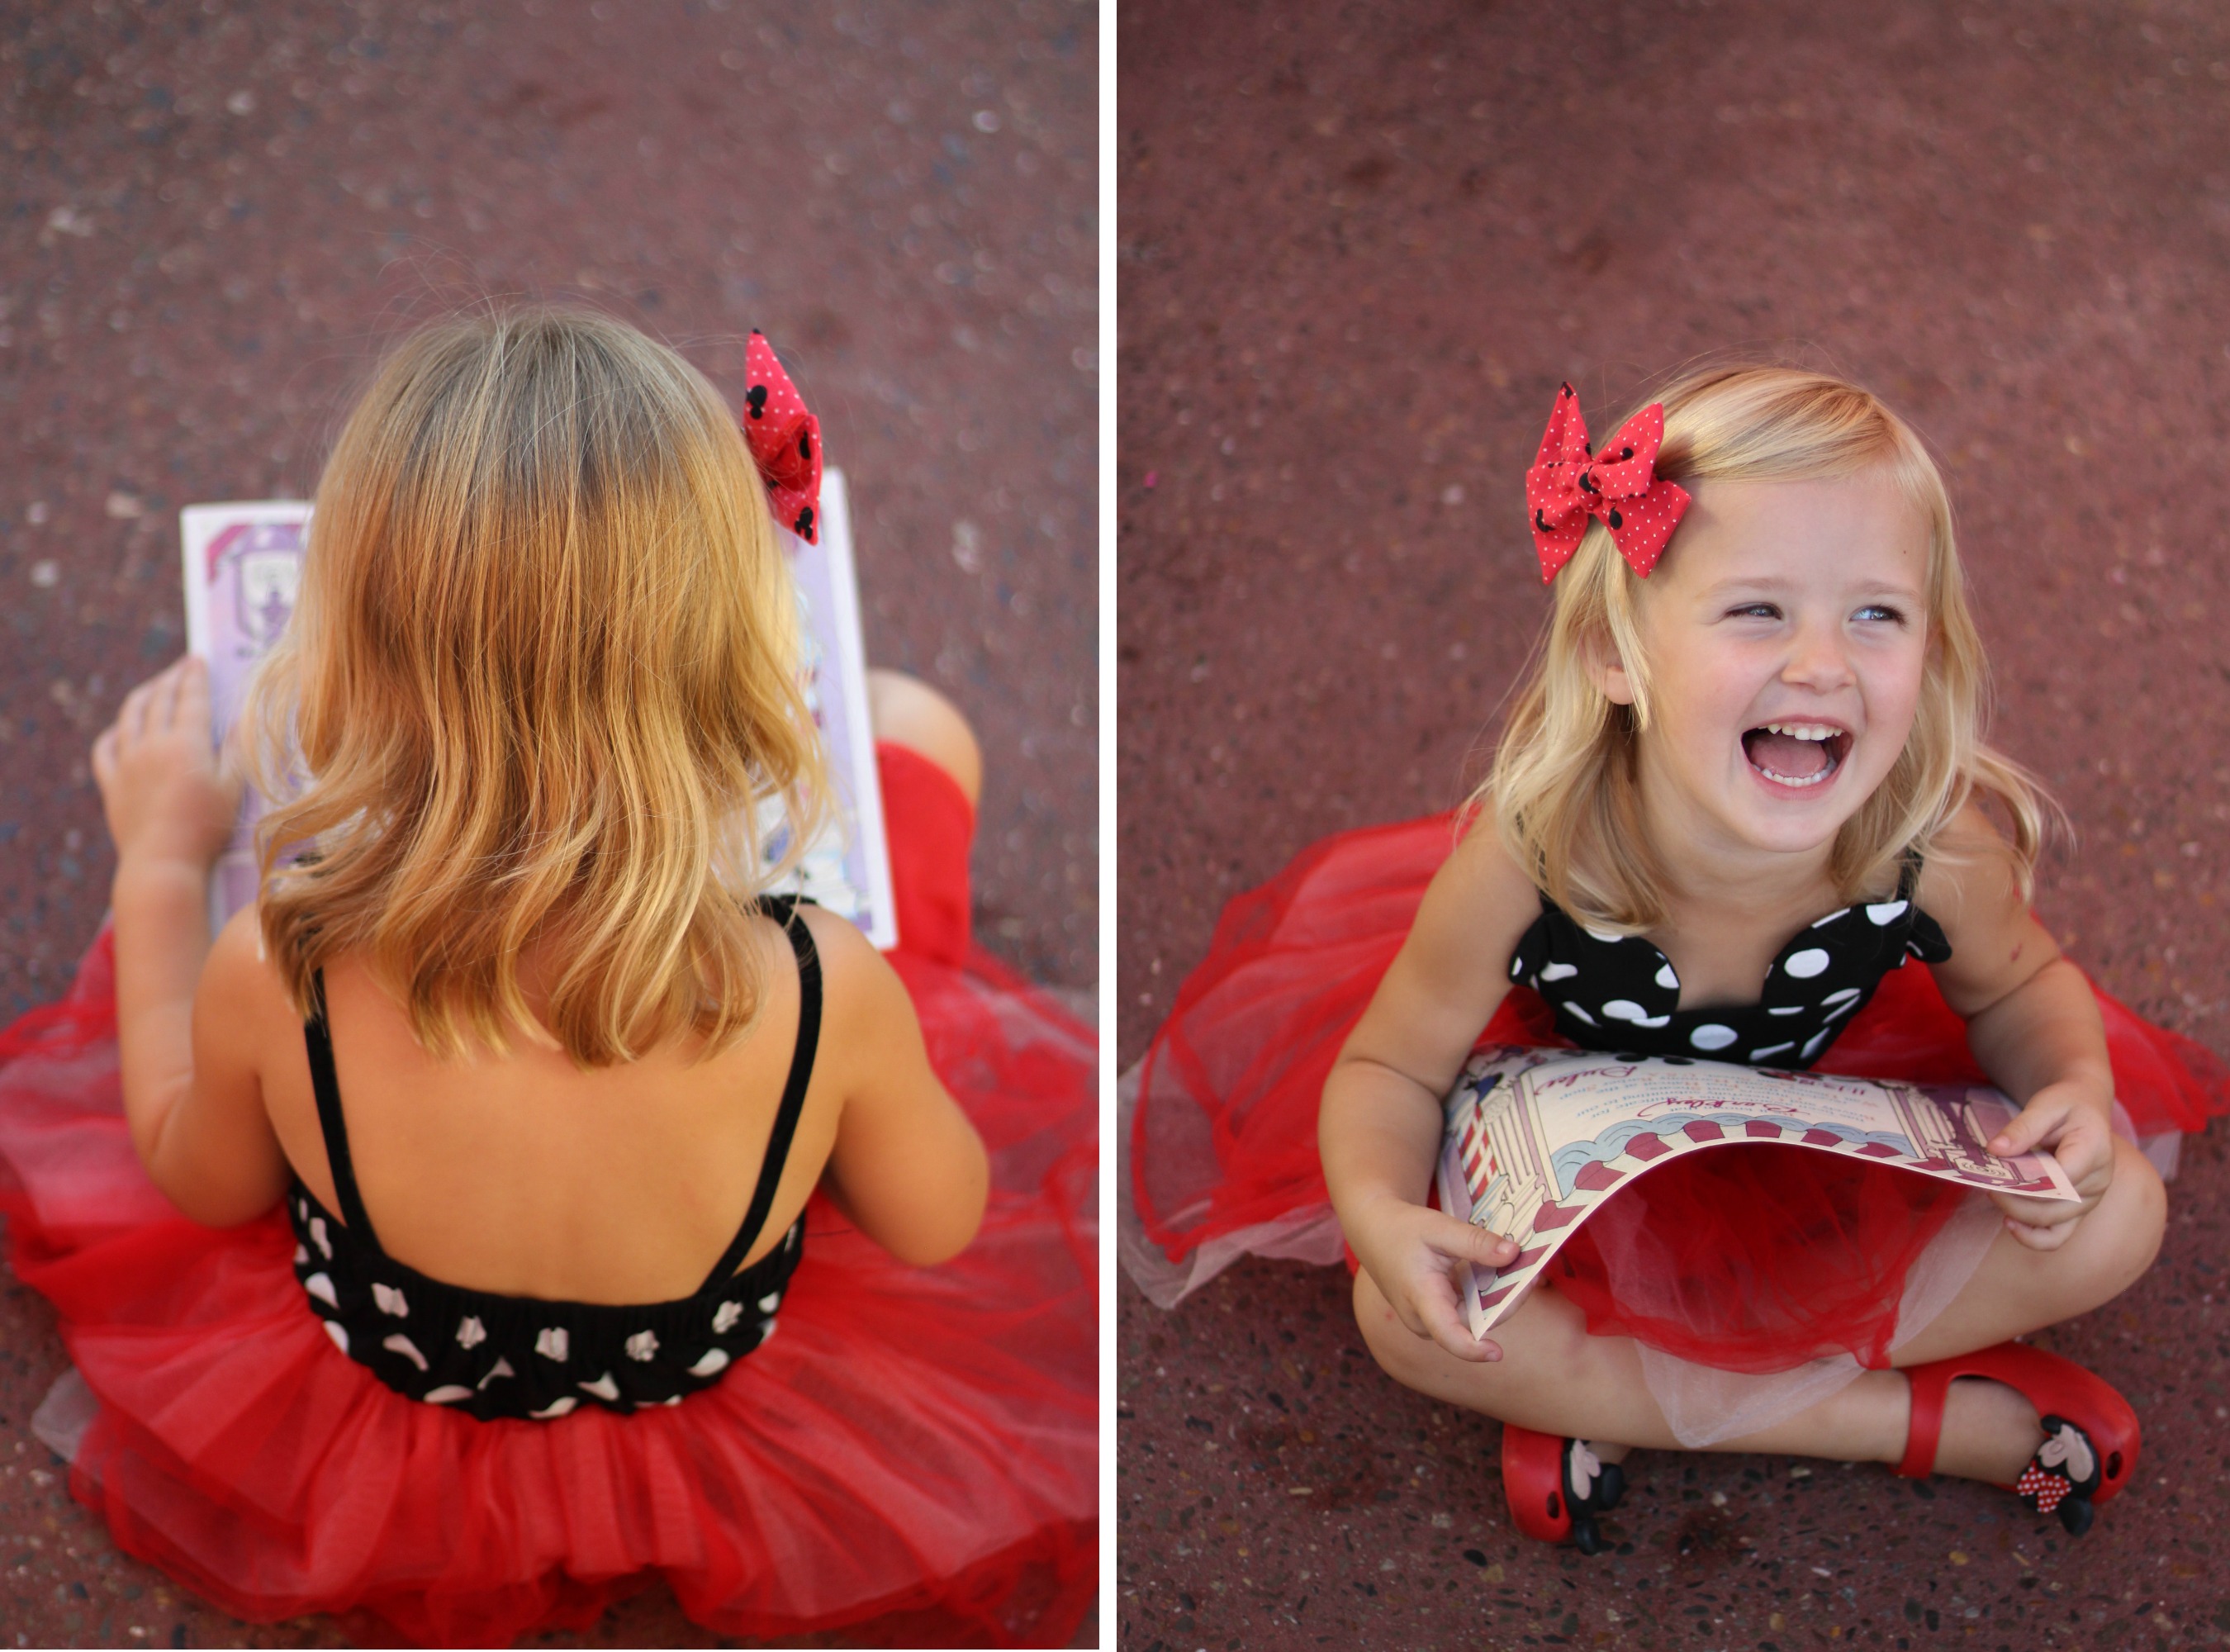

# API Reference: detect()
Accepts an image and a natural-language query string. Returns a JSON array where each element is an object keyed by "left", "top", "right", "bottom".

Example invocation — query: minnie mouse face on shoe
[
  {"left": 1559, "top": 1438, "right": 1625, "bottom": 1555},
  {"left": 2016, "top": 1414, "right": 2102, "bottom": 1534}
]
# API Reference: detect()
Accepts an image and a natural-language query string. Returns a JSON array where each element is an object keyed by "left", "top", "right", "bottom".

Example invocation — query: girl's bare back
[{"left": 197, "top": 900, "right": 971, "bottom": 1303}]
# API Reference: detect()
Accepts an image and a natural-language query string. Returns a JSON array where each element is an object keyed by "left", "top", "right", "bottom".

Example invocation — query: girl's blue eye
[
  {"left": 1729, "top": 602, "right": 1781, "bottom": 620},
  {"left": 1854, "top": 604, "right": 1905, "bottom": 624}
]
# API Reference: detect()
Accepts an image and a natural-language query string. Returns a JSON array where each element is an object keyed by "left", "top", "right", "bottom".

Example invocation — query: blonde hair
[
  {"left": 1483, "top": 363, "right": 2047, "bottom": 932},
  {"left": 247, "top": 306, "right": 831, "bottom": 1066}
]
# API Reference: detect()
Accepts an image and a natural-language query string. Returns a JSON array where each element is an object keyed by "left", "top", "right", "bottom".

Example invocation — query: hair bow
[
  {"left": 743, "top": 330, "right": 823, "bottom": 544},
  {"left": 1524, "top": 382, "right": 1691, "bottom": 582}
]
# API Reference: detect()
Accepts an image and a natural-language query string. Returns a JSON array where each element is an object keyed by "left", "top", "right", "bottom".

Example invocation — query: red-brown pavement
[
  {"left": 0, "top": 0, "right": 1097, "bottom": 1645},
  {"left": 1120, "top": 2, "right": 2230, "bottom": 1647}
]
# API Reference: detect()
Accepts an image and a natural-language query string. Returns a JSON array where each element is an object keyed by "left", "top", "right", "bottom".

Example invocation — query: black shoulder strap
[
  {"left": 301, "top": 970, "right": 377, "bottom": 1240},
  {"left": 699, "top": 900, "right": 823, "bottom": 1290}
]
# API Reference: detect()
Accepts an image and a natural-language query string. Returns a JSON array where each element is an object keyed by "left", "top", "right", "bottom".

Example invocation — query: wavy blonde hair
[
  {"left": 1483, "top": 363, "right": 2047, "bottom": 933},
  {"left": 246, "top": 306, "right": 830, "bottom": 1066}
]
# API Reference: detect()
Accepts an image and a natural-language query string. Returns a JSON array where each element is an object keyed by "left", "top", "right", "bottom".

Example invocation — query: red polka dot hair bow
[
  {"left": 743, "top": 330, "right": 823, "bottom": 544},
  {"left": 1524, "top": 382, "right": 1691, "bottom": 582}
]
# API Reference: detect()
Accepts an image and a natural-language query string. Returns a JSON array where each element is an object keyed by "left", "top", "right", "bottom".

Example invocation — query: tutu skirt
[
  {"left": 1125, "top": 813, "right": 2228, "bottom": 1397},
  {"left": 0, "top": 743, "right": 1097, "bottom": 1648}
]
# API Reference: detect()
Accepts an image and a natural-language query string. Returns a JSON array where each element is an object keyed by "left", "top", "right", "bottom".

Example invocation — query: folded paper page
[{"left": 1437, "top": 1048, "right": 2079, "bottom": 1340}]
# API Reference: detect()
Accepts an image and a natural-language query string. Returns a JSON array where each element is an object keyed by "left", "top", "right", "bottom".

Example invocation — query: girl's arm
[
  {"left": 94, "top": 658, "right": 291, "bottom": 1226},
  {"left": 1321, "top": 824, "right": 1543, "bottom": 1361},
  {"left": 1918, "top": 804, "right": 2117, "bottom": 1251},
  {"left": 808, "top": 910, "right": 989, "bottom": 1267}
]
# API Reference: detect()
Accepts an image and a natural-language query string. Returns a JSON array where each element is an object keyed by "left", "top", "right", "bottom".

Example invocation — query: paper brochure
[{"left": 1435, "top": 1048, "right": 2080, "bottom": 1339}]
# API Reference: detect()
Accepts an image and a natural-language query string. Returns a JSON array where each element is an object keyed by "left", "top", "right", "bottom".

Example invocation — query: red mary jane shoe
[
  {"left": 1896, "top": 1341, "right": 2139, "bottom": 1536},
  {"left": 1502, "top": 1341, "right": 2133, "bottom": 1552},
  {"left": 1500, "top": 1423, "right": 1625, "bottom": 1555}
]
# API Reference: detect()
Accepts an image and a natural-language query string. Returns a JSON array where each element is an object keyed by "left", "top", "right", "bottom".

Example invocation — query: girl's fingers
[
  {"left": 148, "top": 659, "right": 183, "bottom": 730},
  {"left": 1993, "top": 1187, "right": 2073, "bottom": 1222},
  {"left": 2005, "top": 1215, "right": 2073, "bottom": 1252},
  {"left": 1416, "top": 1279, "right": 1493, "bottom": 1362},
  {"left": 1987, "top": 1099, "right": 2062, "bottom": 1159},
  {"left": 116, "top": 660, "right": 198, "bottom": 743},
  {"left": 118, "top": 683, "right": 151, "bottom": 743},
  {"left": 2019, "top": 1108, "right": 2112, "bottom": 1200},
  {"left": 173, "top": 655, "right": 210, "bottom": 719},
  {"left": 1435, "top": 1213, "right": 1520, "bottom": 1270},
  {"left": 2071, "top": 1116, "right": 2114, "bottom": 1175}
]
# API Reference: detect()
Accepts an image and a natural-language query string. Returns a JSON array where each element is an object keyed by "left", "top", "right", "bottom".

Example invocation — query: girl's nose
[{"left": 1782, "top": 620, "right": 1856, "bottom": 691}]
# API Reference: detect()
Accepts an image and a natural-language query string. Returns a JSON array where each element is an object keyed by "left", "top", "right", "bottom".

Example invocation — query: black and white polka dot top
[
  {"left": 285, "top": 898, "right": 819, "bottom": 1421},
  {"left": 1507, "top": 859, "right": 1952, "bottom": 1070}
]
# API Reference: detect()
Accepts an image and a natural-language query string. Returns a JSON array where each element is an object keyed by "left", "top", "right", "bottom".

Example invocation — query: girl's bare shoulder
[
  {"left": 1911, "top": 801, "right": 2066, "bottom": 1012},
  {"left": 1445, "top": 812, "right": 1542, "bottom": 895},
  {"left": 197, "top": 904, "right": 310, "bottom": 1061},
  {"left": 1440, "top": 810, "right": 1544, "bottom": 914},
  {"left": 786, "top": 902, "right": 921, "bottom": 1067},
  {"left": 1912, "top": 800, "right": 2028, "bottom": 926},
  {"left": 1409, "top": 810, "right": 1545, "bottom": 973},
  {"left": 788, "top": 900, "right": 886, "bottom": 995}
]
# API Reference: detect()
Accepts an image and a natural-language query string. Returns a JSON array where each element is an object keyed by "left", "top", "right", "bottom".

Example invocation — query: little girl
[
  {"left": 1125, "top": 365, "right": 2226, "bottom": 1552},
  {"left": 0, "top": 309, "right": 1095, "bottom": 1645}
]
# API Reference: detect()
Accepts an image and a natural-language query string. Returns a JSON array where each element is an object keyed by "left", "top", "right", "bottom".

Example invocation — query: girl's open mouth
[{"left": 1741, "top": 722, "right": 1851, "bottom": 789}]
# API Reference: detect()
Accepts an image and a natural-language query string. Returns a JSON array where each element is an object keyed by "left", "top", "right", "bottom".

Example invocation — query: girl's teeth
[
  {"left": 1756, "top": 763, "right": 1834, "bottom": 787},
  {"left": 1762, "top": 722, "right": 1840, "bottom": 741}
]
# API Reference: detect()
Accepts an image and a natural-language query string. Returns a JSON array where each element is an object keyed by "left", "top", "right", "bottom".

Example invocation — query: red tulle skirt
[
  {"left": 1127, "top": 812, "right": 2229, "bottom": 1374},
  {"left": 0, "top": 744, "right": 1098, "bottom": 1648}
]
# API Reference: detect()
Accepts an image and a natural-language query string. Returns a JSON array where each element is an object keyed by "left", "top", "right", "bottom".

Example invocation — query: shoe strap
[{"left": 1897, "top": 1364, "right": 1950, "bottom": 1479}]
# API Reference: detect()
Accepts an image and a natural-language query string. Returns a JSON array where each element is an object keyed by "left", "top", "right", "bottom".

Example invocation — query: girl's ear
[{"left": 1582, "top": 627, "right": 1637, "bottom": 707}]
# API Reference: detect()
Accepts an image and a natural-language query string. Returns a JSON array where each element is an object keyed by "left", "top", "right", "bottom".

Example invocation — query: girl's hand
[
  {"left": 1345, "top": 1189, "right": 1521, "bottom": 1362},
  {"left": 92, "top": 657, "right": 242, "bottom": 875},
  {"left": 1984, "top": 1078, "right": 2117, "bottom": 1251}
]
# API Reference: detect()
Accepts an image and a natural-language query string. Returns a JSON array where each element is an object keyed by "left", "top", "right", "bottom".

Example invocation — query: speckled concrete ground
[
  {"left": 0, "top": 0, "right": 1097, "bottom": 1645},
  {"left": 1120, "top": 1, "right": 2230, "bottom": 1646}
]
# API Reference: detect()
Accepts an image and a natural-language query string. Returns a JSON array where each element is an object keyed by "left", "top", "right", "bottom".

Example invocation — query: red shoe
[
  {"left": 1500, "top": 1423, "right": 1625, "bottom": 1555},
  {"left": 1896, "top": 1341, "right": 2138, "bottom": 1536}
]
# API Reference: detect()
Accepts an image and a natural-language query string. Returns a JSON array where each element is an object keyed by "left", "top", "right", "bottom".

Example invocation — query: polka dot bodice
[
  {"left": 1508, "top": 862, "right": 1952, "bottom": 1070},
  {"left": 287, "top": 899, "right": 821, "bottom": 1422}
]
